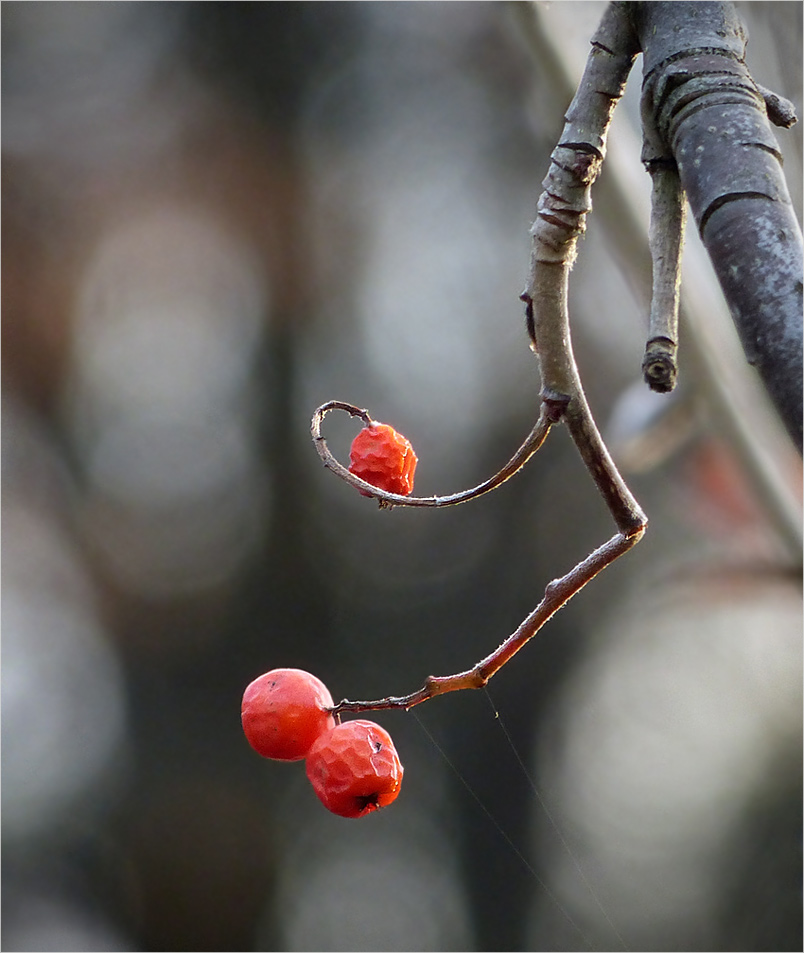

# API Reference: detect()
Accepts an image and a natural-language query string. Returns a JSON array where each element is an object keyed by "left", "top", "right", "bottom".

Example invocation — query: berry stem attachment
[{"left": 311, "top": 398, "right": 556, "bottom": 508}]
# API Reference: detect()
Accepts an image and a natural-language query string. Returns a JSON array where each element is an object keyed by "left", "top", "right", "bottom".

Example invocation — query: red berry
[
  {"left": 348, "top": 423, "right": 417, "bottom": 497},
  {"left": 305, "top": 719, "right": 404, "bottom": 818},
  {"left": 241, "top": 668, "right": 335, "bottom": 761}
]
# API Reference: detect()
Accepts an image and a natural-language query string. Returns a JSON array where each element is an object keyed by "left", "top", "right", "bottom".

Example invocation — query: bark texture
[{"left": 632, "top": 1, "right": 803, "bottom": 449}]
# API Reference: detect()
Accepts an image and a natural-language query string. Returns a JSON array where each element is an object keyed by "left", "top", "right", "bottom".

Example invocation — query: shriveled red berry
[
  {"left": 305, "top": 719, "right": 404, "bottom": 818},
  {"left": 241, "top": 668, "right": 335, "bottom": 761},
  {"left": 348, "top": 423, "right": 417, "bottom": 497}
]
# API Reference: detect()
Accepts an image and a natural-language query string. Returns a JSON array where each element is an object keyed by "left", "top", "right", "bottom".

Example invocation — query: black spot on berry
[{"left": 356, "top": 793, "right": 380, "bottom": 812}]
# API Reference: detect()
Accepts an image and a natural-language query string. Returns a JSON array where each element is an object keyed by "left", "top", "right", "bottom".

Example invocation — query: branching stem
[{"left": 317, "top": 3, "right": 648, "bottom": 716}]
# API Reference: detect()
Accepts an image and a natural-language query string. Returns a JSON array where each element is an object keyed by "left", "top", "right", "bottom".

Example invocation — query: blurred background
[{"left": 2, "top": 3, "right": 801, "bottom": 951}]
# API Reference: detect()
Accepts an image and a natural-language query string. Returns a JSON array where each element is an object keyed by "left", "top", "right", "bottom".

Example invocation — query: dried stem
[
  {"left": 320, "top": 3, "right": 648, "bottom": 715},
  {"left": 526, "top": 2, "right": 646, "bottom": 539},
  {"left": 331, "top": 530, "right": 642, "bottom": 713},
  {"left": 643, "top": 163, "right": 685, "bottom": 392},
  {"left": 311, "top": 399, "right": 555, "bottom": 509}
]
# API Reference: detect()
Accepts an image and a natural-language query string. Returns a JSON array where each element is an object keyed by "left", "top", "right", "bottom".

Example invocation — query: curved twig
[
  {"left": 315, "top": 5, "right": 649, "bottom": 717},
  {"left": 525, "top": 2, "right": 647, "bottom": 539},
  {"left": 311, "top": 399, "right": 555, "bottom": 509}
]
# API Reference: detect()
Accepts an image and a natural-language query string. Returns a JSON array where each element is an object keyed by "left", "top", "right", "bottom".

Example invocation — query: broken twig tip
[{"left": 642, "top": 338, "right": 678, "bottom": 393}]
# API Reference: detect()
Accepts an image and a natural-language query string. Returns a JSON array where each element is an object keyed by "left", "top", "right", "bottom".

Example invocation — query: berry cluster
[
  {"left": 241, "top": 668, "right": 403, "bottom": 818},
  {"left": 348, "top": 423, "right": 417, "bottom": 497}
]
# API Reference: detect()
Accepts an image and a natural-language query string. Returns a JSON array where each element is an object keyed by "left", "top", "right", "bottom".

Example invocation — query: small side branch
[
  {"left": 643, "top": 162, "right": 686, "bottom": 392},
  {"left": 322, "top": 4, "right": 648, "bottom": 718},
  {"left": 330, "top": 528, "right": 644, "bottom": 714},
  {"left": 311, "top": 399, "right": 556, "bottom": 509}
]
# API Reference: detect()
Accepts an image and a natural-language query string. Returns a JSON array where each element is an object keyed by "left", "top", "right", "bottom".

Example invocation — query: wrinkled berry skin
[
  {"left": 348, "top": 423, "right": 417, "bottom": 497},
  {"left": 306, "top": 719, "right": 404, "bottom": 818},
  {"left": 241, "top": 669, "right": 335, "bottom": 761}
]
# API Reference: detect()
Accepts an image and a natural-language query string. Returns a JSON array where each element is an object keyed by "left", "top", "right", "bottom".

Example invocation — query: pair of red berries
[{"left": 241, "top": 668, "right": 403, "bottom": 818}]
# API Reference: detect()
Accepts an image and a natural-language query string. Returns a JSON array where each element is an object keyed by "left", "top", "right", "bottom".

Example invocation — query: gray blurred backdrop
[{"left": 3, "top": 3, "right": 801, "bottom": 951}]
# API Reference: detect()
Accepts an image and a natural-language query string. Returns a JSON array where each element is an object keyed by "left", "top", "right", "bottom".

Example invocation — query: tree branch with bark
[
  {"left": 309, "top": 1, "right": 801, "bottom": 716},
  {"left": 633, "top": 0, "right": 802, "bottom": 448}
]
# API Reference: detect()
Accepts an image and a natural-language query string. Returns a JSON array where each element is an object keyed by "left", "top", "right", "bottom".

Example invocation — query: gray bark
[{"left": 630, "top": 1, "right": 803, "bottom": 449}]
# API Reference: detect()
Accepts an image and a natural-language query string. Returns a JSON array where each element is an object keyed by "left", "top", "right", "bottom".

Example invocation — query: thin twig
[
  {"left": 318, "top": 4, "right": 648, "bottom": 716},
  {"left": 330, "top": 529, "right": 643, "bottom": 714},
  {"left": 526, "top": 1, "right": 646, "bottom": 538},
  {"left": 311, "top": 399, "right": 555, "bottom": 509},
  {"left": 643, "top": 163, "right": 685, "bottom": 392}
]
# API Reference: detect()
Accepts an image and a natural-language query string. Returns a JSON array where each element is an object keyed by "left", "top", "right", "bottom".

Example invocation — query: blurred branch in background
[{"left": 2, "top": 3, "right": 801, "bottom": 953}]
